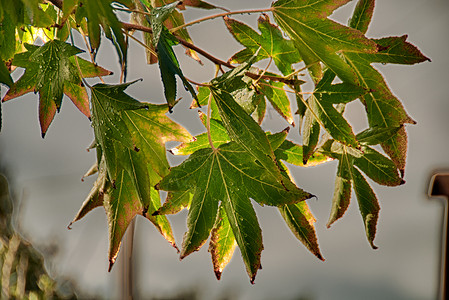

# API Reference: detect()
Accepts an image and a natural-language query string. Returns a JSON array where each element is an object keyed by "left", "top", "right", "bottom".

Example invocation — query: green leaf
[
  {"left": 69, "top": 157, "right": 109, "bottom": 228},
  {"left": 171, "top": 112, "right": 229, "bottom": 156},
  {"left": 274, "top": 139, "right": 331, "bottom": 167},
  {"left": 150, "top": 1, "right": 180, "bottom": 46},
  {"left": 3, "top": 40, "right": 112, "bottom": 136},
  {"left": 351, "top": 167, "right": 380, "bottom": 249},
  {"left": 123, "top": 103, "right": 192, "bottom": 177},
  {"left": 349, "top": 0, "right": 374, "bottom": 34},
  {"left": 90, "top": 82, "right": 147, "bottom": 180},
  {"left": 156, "top": 142, "right": 313, "bottom": 282},
  {"left": 156, "top": 28, "right": 197, "bottom": 110},
  {"left": 279, "top": 202, "right": 324, "bottom": 260},
  {"left": 0, "top": 59, "right": 13, "bottom": 88},
  {"left": 307, "top": 93, "right": 359, "bottom": 148},
  {"left": 272, "top": 0, "right": 379, "bottom": 84},
  {"left": 155, "top": 190, "right": 192, "bottom": 215},
  {"left": 152, "top": 0, "right": 202, "bottom": 62},
  {"left": 208, "top": 203, "right": 237, "bottom": 280},
  {"left": 358, "top": 35, "right": 431, "bottom": 65},
  {"left": 80, "top": 0, "right": 127, "bottom": 64},
  {"left": 259, "top": 81, "right": 294, "bottom": 124},
  {"left": 210, "top": 86, "right": 284, "bottom": 185},
  {"left": 0, "top": 14, "right": 16, "bottom": 61},
  {"left": 225, "top": 14, "right": 301, "bottom": 75},
  {"left": 103, "top": 169, "right": 146, "bottom": 268},
  {"left": 314, "top": 69, "right": 368, "bottom": 104},
  {"left": 352, "top": 146, "right": 403, "bottom": 187},
  {"left": 73, "top": 87, "right": 189, "bottom": 269},
  {"left": 340, "top": 51, "right": 414, "bottom": 172},
  {"left": 301, "top": 103, "right": 320, "bottom": 164},
  {"left": 356, "top": 126, "right": 402, "bottom": 146},
  {"left": 319, "top": 138, "right": 393, "bottom": 247},
  {"left": 327, "top": 153, "right": 352, "bottom": 227}
]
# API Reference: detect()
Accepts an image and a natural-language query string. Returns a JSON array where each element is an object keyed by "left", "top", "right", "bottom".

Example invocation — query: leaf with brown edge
[
  {"left": 69, "top": 156, "right": 108, "bottom": 229},
  {"left": 123, "top": 103, "right": 192, "bottom": 177},
  {"left": 349, "top": 0, "right": 375, "bottom": 34},
  {"left": 272, "top": 0, "right": 379, "bottom": 85},
  {"left": 71, "top": 83, "right": 186, "bottom": 270},
  {"left": 351, "top": 167, "right": 380, "bottom": 249},
  {"left": 327, "top": 153, "right": 352, "bottom": 228},
  {"left": 340, "top": 51, "right": 415, "bottom": 172},
  {"left": 225, "top": 14, "right": 301, "bottom": 76},
  {"left": 157, "top": 142, "right": 313, "bottom": 282},
  {"left": 208, "top": 204, "right": 237, "bottom": 280},
  {"left": 3, "top": 41, "right": 112, "bottom": 137},
  {"left": 104, "top": 169, "right": 144, "bottom": 270},
  {"left": 279, "top": 202, "right": 324, "bottom": 261}
]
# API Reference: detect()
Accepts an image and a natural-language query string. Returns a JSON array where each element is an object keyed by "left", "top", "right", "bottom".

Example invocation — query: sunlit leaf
[
  {"left": 225, "top": 14, "right": 300, "bottom": 75},
  {"left": 156, "top": 142, "right": 313, "bottom": 282},
  {"left": 79, "top": 0, "right": 127, "bottom": 64},
  {"left": 208, "top": 204, "right": 237, "bottom": 280},
  {"left": 272, "top": 0, "right": 378, "bottom": 84},
  {"left": 349, "top": 0, "right": 374, "bottom": 34},
  {"left": 279, "top": 202, "right": 323, "bottom": 260},
  {"left": 3, "top": 41, "right": 112, "bottom": 136}
]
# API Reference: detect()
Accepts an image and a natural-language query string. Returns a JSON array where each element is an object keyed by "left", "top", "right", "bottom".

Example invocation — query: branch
[
  {"left": 47, "top": 0, "right": 63, "bottom": 10},
  {"left": 122, "top": 22, "right": 299, "bottom": 85}
]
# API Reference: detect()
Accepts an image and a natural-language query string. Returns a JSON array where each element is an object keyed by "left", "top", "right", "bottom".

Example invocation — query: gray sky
[{"left": 1, "top": 0, "right": 448, "bottom": 299}]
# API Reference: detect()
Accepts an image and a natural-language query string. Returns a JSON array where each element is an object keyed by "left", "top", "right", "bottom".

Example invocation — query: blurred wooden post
[
  {"left": 428, "top": 172, "right": 449, "bottom": 300},
  {"left": 120, "top": 218, "right": 135, "bottom": 300}
]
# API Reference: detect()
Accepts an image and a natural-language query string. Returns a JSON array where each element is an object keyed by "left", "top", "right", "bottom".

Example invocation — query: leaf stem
[
  {"left": 207, "top": 65, "right": 221, "bottom": 152},
  {"left": 122, "top": 29, "right": 157, "bottom": 58},
  {"left": 207, "top": 91, "right": 216, "bottom": 152},
  {"left": 170, "top": 8, "right": 274, "bottom": 33}
]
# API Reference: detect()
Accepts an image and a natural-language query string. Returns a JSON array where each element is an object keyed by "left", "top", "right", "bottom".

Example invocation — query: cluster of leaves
[
  {"left": 0, "top": 174, "right": 77, "bottom": 299},
  {"left": 0, "top": 0, "right": 429, "bottom": 284}
]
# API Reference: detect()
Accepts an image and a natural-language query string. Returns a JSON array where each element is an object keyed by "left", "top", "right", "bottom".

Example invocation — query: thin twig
[
  {"left": 115, "top": 7, "right": 152, "bottom": 16},
  {"left": 170, "top": 8, "right": 274, "bottom": 33},
  {"left": 122, "top": 29, "right": 157, "bottom": 58}
]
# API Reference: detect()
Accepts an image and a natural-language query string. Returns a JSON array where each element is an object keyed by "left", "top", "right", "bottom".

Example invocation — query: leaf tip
[
  {"left": 214, "top": 270, "right": 222, "bottom": 280},
  {"left": 108, "top": 259, "right": 115, "bottom": 272}
]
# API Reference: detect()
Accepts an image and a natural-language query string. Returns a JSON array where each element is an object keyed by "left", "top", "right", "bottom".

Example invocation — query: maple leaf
[
  {"left": 319, "top": 126, "right": 404, "bottom": 248},
  {"left": 147, "top": 2, "right": 197, "bottom": 110},
  {"left": 339, "top": 38, "right": 429, "bottom": 172},
  {"left": 272, "top": 0, "right": 379, "bottom": 83},
  {"left": 225, "top": 14, "right": 301, "bottom": 76},
  {"left": 71, "top": 81, "right": 191, "bottom": 269},
  {"left": 76, "top": 0, "right": 128, "bottom": 65},
  {"left": 2, "top": 40, "right": 111, "bottom": 136},
  {"left": 156, "top": 141, "right": 313, "bottom": 283},
  {"left": 301, "top": 69, "right": 367, "bottom": 162}
]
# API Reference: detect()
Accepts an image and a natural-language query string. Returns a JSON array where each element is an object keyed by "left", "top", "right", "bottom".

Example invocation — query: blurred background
[{"left": 1, "top": 0, "right": 448, "bottom": 299}]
